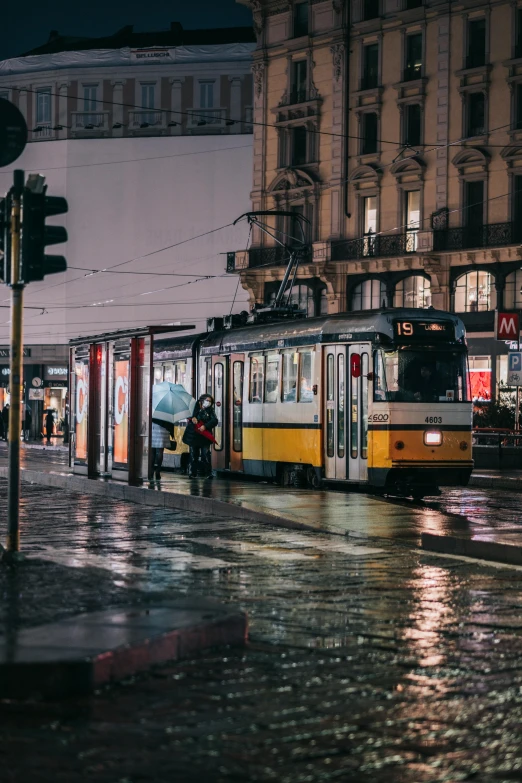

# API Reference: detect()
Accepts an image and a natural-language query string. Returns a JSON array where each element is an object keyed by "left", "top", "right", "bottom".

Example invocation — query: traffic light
[{"left": 21, "top": 186, "right": 68, "bottom": 283}]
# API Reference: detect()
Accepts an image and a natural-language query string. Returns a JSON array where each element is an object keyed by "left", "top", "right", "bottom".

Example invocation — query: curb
[
  {"left": 0, "top": 467, "right": 326, "bottom": 536},
  {"left": 468, "top": 476, "right": 522, "bottom": 493},
  {"left": 0, "top": 600, "right": 247, "bottom": 699},
  {"left": 421, "top": 531, "right": 522, "bottom": 567}
]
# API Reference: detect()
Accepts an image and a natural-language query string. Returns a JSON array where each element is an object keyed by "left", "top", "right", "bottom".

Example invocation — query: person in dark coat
[
  {"left": 182, "top": 394, "right": 218, "bottom": 479},
  {"left": 24, "top": 406, "right": 32, "bottom": 441},
  {"left": 2, "top": 404, "right": 9, "bottom": 441},
  {"left": 45, "top": 409, "right": 55, "bottom": 443}
]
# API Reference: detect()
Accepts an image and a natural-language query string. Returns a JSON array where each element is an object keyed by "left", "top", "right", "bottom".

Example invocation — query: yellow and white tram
[{"left": 155, "top": 308, "right": 473, "bottom": 497}]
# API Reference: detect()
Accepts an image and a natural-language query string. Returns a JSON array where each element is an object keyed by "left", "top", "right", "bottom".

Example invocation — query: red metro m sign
[{"left": 496, "top": 311, "right": 520, "bottom": 341}]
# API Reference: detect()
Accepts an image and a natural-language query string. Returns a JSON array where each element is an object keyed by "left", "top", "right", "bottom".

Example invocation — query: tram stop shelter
[{"left": 69, "top": 325, "right": 194, "bottom": 483}]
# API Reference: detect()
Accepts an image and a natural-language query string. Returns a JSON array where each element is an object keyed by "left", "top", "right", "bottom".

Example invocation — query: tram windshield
[{"left": 374, "top": 348, "right": 469, "bottom": 403}]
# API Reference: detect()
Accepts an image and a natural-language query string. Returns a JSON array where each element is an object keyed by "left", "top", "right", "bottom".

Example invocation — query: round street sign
[{"left": 0, "top": 97, "right": 28, "bottom": 168}]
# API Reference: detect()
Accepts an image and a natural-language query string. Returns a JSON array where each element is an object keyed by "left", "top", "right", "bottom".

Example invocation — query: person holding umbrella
[
  {"left": 182, "top": 394, "right": 218, "bottom": 479},
  {"left": 151, "top": 382, "right": 196, "bottom": 481}
]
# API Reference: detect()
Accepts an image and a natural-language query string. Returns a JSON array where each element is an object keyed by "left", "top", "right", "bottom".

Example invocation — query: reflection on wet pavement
[{"left": 1, "top": 480, "right": 522, "bottom": 780}]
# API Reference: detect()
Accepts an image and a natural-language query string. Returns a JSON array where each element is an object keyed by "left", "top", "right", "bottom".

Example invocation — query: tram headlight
[{"left": 424, "top": 430, "right": 442, "bottom": 446}]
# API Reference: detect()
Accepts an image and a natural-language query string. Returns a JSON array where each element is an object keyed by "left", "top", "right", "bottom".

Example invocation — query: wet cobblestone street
[{"left": 2, "top": 480, "right": 522, "bottom": 781}]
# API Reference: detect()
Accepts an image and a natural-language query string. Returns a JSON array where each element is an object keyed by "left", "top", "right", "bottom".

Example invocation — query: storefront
[
  {"left": 0, "top": 346, "right": 69, "bottom": 439},
  {"left": 70, "top": 326, "right": 191, "bottom": 482}
]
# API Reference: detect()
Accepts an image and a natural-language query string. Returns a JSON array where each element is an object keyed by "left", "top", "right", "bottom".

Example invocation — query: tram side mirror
[
  {"left": 366, "top": 371, "right": 374, "bottom": 381},
  {"left": 351, "top": 354, "right": 361, "bottom": 379}
]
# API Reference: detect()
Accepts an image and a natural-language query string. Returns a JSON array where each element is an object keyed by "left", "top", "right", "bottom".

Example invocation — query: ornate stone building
[{"left": 230, "top": 0, "right": 522, "bottom": 401}]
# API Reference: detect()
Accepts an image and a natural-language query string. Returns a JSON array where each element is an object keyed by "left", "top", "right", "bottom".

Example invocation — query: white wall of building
[{"left": 0, "top": 135, "right": 252, "bottom": 344}]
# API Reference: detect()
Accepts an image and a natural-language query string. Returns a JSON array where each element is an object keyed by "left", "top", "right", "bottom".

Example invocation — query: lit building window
[
  {"left": 351, "top": 279, "right": 388, "bottom": 311},
  {"left": 453, "top": 270, "right": 496, "bottom": 312},
  {"left": 504, "top": 269, "right": 522, "bottom": 310},
  {"left": 394, "top": 275, "right": 431, "bottom": 308}
]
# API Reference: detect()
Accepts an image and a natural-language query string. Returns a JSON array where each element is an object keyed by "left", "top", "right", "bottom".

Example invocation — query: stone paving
[{"left": 1, "top": 481, "right": 522, "bottom": 780}]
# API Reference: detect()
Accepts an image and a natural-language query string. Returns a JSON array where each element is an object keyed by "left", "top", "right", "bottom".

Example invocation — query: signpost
[{"left": 497, "top": 312, "right": 522, "bottom": 430}]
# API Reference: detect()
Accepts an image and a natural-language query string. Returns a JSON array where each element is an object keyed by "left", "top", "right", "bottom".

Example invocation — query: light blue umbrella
[{"left": 152, "top": 382, "right": 196, "bottom": 425}]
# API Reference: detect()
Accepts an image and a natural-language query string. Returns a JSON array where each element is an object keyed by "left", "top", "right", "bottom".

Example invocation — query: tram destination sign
[{"left": 393, "top": 320, "right": 451, "bottom": 340}]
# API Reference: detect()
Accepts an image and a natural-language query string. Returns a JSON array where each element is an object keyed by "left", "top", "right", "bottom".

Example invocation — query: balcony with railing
[
  {"left": 128, "top": 110, "right": 166, "bottom": 130},
  {"left": 187, "top": 108, "right": 226, "bottom": 129},
  {"left": 433, "top": 222, "right": 522, "bottom": 252},
  {"left": 71, "top": 111, "right": 110, "bottom": 132},
  {"left": 331, "top": 230, "right": 418, "bottom": 261}
]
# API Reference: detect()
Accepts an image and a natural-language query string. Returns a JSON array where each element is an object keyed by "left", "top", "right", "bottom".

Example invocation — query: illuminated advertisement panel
[
  {"left": 469, "top": 369, "right": 491, "bottom": 402},
  {"left": 113, "top": 359, "right": 129, "bottom": 465},
  {"left": 75, "top": 361, "right": 89, "bottom": 460}
]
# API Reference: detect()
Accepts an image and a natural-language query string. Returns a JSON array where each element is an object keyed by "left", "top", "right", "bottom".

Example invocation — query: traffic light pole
[{"left": 6, "top": 170, "right": 24, "bottom": 555}]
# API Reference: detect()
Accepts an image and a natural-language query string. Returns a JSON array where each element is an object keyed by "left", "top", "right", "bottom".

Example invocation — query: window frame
[
  {"left": 249, "top": 354, "right": 265, "bottom": 404},
  {"left": 403, "top": 102, "right": 422, "bottom": 147},
  {"left": 466, "top": 16, "right": 487, "bottom": 70},
  {"left": 264, "top": 353, "right": 281, "bottom": 404},
  {"left": 36, "top": 87, "right": 52, "bottom": 125},
  {"left": 293, "top": 1, "right": 309, "bottom": 38},
  {"left": 298, "top": 350, "right": 314, "bottom": 403},
  {"left": 453, "top": 269, "right": 497, "bottom": 313},
  {"left": 281, "top": 351, "right": 299, "bottom": 403},
  {"left": 361, "top": 111, "right": 378, "bottom": 155},
  {"left": 404, "top": 32, "right": 423, "bottom": 82},
  {"left": 361, "top": 42, "right": 379, "bottom": 91}
]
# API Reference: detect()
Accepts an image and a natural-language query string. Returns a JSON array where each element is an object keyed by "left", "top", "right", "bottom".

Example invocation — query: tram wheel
[{"left": 307, "top": 467, "right": 321, "bottom": 490}]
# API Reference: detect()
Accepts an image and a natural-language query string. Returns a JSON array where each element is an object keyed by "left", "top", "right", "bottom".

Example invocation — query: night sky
[{"left": 0, "top": 0, "right": 253, "bottom": 61}]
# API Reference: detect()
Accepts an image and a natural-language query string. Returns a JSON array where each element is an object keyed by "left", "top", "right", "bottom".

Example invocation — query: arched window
[
  {"left": 351, "top": 279, "right": 388, "bottom": 311},
  {"left": 504, "top": 269, "right": 522, "bottom": 310},
  {"left": 394, "top": 275, "right": 431, "bottom": 308},
  {"left": 266, "top": 283, "right": 324, "bottom": 317},
  {"left": 453, "top": 270, "right": 496, "bottom": 312}
]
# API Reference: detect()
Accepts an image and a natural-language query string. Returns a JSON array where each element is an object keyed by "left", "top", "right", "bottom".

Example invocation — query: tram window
[
  {"left": 327, "top": 354, "right": 334, "bottom": 458},
  {"left": 163, "top": 363, "right": 174, "bottom": 383},
  {"left": 361, "top": 353, "right": 369, "bottom": 459},
  {"left": 374, "top": 348, "right": 469, "bottom": 402},
  {"left": 282, "top": 352, "right": 299, "bottom": 402},
  {"left": 250, "top": 355, "right": 264, "bottom": 403},
  {"left": 338, "top": 354, "right": 345, "bottom": 458},
  {"left": 213, "top": 363, "right": 224, "bottom": 451},
  {"left": 232, "top": 361, "right": 243, "bottom": 452},
  {"left": 175, "top": 361, "right": 188, "bottom": 391},
  {"left": 373, "top": 352, "right": 387, "bottom": 401},
  {"left": 299, "top": 352, "right": 313, "bottom": 402},
  {"left": 200, "top": 358, "right": 211, "bottom": 397},
  {"left": 265, "top": 354, "right": 280, "bottom": 403}
]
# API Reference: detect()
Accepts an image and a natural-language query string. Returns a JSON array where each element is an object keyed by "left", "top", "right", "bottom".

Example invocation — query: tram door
[
  {"left": 348, "top": 344, "right": 370, "bottom": 482},
  {"left": 229, "top": 354, "right": 244, "bottom": 472},
  {"left": 324, "top": 345, "right": 370, "bottom": 481},
  {"left": 211, "top": 355, "right": 228, "bottom": 472}
]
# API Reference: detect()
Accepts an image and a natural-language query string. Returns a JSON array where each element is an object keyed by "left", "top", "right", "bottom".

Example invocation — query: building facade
[{"left": 230, "top": 0, "right": 522, "bottom": 402}]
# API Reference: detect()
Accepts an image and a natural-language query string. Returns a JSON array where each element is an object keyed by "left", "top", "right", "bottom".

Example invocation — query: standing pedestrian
[
  {"left": 45, "top": 409, "right": 54, "bottom": 443},
  {"left": 2, "top": 403, "right": 10, "bottom": 441},
  {"left": 182, "top": 394, "right": 218, "bottom": 479},
  {"left": 24, "top": 405, "right": 32, "bottom": 441},
  {"left": 151, "top": 420, "right": 171, "bottom": 481}
]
